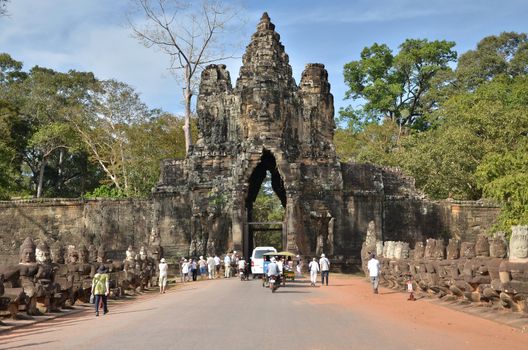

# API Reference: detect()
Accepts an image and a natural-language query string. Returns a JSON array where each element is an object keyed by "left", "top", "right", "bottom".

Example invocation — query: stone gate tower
[{"left": 153, "top": 13, "right": 436, "bottom": 261}]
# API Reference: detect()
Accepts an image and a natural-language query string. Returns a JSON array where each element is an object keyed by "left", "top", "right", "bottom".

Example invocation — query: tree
[
  {"left": 0, "top": 0, "right": 8, "bottom": 17},
  {"left": 124, "top": 112, "right": 190, "bottom": 196},
  {"left": 342, "top": 39, "right": 457, "bottom": 132},
  {"left": 456, "top": 32, "right": 528, "bottom": 91},
  {"left": 476, "top": 144, "right": 528, "bottom": 232},
  {"left": 399, "top": 74, "right": 528, "bottom": 200},
  {"left": 15, "top": 67, "right": 98, "bottom": 198},
  {"left": 72, "top": 80, "right": 152, "bottom": 195},
  {"left": 128, "top": 0, "right": 240, "bottom": 154}
]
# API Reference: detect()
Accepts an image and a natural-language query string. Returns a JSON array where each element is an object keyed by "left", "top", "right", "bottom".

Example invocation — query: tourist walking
[
  {"left": 198, "top": 256, "right": 207, "bottom": 279},
  {"left": 214, "top": 255, "right": 221, "bottom": 278},
  {"left": 319, "top": 253, "right": 330, "bottom": 286},
  {"left": 207, "top": 255, "right": 215, "bottom": 279},
  {"left": 308, "top": 257, "right": 319, "bottom": 286},
  {"left": 158, "top": 258, "right": 168, "bottom": 293},
  {"left": 91, "top": 265, "right": 109, "bottom": 316},
  {"left": 181, "top": 259, "right": 190, "bottom": 282},
  {"left": 191, "top": 259, "right": 198, "bottom": 281},
  {"left": 367, "top": 253, "right": 381, "bottom": 294},
  {"left": 295, "top": 255, "right": 303, "bottom": 277},
  {"left": 224, "top": 253, "right": 231, "bottom": 278}
]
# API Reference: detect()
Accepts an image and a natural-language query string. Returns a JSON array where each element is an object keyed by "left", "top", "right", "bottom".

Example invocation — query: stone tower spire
[{"left": 236, "top": 12, "right": 295, "bottom": 90}]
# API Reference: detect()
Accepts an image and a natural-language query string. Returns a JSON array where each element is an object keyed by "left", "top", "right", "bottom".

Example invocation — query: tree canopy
[
  {"left": 338, "top": 32, "right": 528, "bottom": 231},
  {"left": 0, "top": 53, "right": 188, "bottom": 199}
]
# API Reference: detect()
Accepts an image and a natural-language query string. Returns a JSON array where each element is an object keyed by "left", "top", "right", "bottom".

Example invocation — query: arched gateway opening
[{"left": 244, "top": 150, "right": 286, "bottom": 259}]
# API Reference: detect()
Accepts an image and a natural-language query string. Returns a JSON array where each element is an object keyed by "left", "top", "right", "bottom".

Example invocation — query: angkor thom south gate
[
  {"left": 151, "top": 13, "right": 498, "bottom": 263},
  {"left": 0, "top": 14, "right": 499, "bottom": 266}
]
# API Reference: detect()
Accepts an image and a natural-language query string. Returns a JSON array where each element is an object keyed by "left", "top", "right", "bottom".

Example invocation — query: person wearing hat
[
  {"left": 319, "top": 253, "right": 330, "bottom": 286},
  {"left": 308, "top": 257, "right": 319, "bottom": 287},
  {"left": 91, "top": 265, "right": 109, "bottom": 316},
  {"left": 181, "top": 259, "right": 190, "bottom": 282},
  {"left": 158, "top": 258, "right": 168, "bottom": 293}
]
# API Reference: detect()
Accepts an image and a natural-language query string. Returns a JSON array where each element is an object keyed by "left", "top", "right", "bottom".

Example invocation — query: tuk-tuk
[
  {"left": 262, "top": 251, "right": 297, "bottom": 288},
  {"left": 275, "top": 251, "right": 296, "bottom": 282}
]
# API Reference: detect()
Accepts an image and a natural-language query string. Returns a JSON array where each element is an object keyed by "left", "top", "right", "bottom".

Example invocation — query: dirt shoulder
[{"left": 307, "top": 274, "right": 528, "bottom": 350}]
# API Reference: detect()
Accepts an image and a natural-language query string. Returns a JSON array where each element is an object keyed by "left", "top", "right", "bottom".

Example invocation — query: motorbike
[
  {"left": 269, "top": 274, "right": 281, "bottom": 293},
  {"left": 239, "top": 268, "right": 248, "bottom": 281}
]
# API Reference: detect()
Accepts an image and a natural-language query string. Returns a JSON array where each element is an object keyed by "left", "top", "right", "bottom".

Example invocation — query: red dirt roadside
[{"left": 309, "top": 274, "right": 528, "bottom": 349}]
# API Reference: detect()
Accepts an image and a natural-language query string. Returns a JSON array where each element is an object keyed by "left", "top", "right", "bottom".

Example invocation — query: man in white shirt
[
  {"left": 207, "top": 255, "right": 215, "bottom": 279},
  {"left": 367, "top": 254, "right": 381, "bottom": 294},
  {"left": 308, "top": 257, "right": 319, "bottom": 287},
  {"left": 214, "top": 255, "right": 221, "bottom": 278},
  {"left": 319, "top": 253, "right": 330, "bottom": 286},
  {"left": 224, "top": 253, "right": 231, "bottom": 278},
  {"left": 158, "top": 258, "right": 168, "bottom": 293},
  {"left": 276, "top": 257, "right": 284, "bottom": 275}
]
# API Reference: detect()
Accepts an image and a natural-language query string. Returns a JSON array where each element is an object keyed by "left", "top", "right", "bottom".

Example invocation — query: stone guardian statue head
[
  {"left": 35, "top": 241, "right": 51, "bottom": 264},
  {"left": 19, "top": 237, "right": 36, "bottom": 264},
  {"left": 509, "top": 225, "right": 528, "bottom": 262}
]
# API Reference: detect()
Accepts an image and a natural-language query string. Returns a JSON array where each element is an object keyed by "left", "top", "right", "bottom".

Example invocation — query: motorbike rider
[
  {"left": 267, "top": 257, "right": 280, "bottom": 285},
  {"left": 238, "top": 257, "right": 247, "bottom": 278}
]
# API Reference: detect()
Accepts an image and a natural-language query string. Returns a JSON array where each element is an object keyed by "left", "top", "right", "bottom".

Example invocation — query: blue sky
[{"left": 1, "top": 0, "right": 527, "bottom": 117}]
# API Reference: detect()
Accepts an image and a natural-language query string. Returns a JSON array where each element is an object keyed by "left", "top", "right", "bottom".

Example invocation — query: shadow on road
[
  {"left": 109, "top": 308, "right": 156, "bottom": 315},
  {"left": 0, "top": 340, "right": 56, "bottom": 350}
]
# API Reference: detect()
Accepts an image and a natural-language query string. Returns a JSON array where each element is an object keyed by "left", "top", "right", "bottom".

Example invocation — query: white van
[{"left": 251, "top": 246, "right": 277, "bottom": 276}]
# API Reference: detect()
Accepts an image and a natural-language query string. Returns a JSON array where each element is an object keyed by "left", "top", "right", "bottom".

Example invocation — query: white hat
[
  {"left": 321, "top": 253, "right": 325, "bottom": 258},
  {"left": 199, "top": 256, "right": 203, "bottom": 259},
  {"left": 160, "top": 258, "right": 166, "bottom": 263},
  {"left": 271, "top": 258, "right": 276, "bottom": 262}
]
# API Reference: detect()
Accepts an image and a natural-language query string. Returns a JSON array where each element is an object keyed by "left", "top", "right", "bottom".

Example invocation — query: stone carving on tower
[{"left": 153, "top": 13, "right": 426, "bottom": 261}]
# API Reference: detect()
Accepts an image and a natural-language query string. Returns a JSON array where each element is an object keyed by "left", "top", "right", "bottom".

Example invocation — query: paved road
[{"left": 1, "top": 275, "right": 527, "bottom": 350}]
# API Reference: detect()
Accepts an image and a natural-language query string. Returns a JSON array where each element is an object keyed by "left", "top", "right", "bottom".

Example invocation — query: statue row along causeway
[
  {"left": 0, "top": 239, "right": 160, "bottom": 320},
  {"left": 362, "top": 225, "right": 528, "bottom": 313}
]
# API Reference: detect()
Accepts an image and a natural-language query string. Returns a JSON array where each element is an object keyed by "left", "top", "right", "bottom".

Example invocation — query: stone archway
[{"left": 244, "top": 150, "right": 286, "bottom": 259}]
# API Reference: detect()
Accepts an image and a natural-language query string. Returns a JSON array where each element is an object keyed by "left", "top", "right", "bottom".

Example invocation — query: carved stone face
[
  {"left": 461, "top": 242, "right": 476, "bottom": 259},
  {"left": 509, "top": 227, "right": 528, "bottom": 260},
  {"left": 35, "top": 247, "right": 51, "bottom": 264},
  {"left": 51, "top": 245, "right": 65, "bottom": 264},
  {"left": 68, "top": 252, "right": 79, "bottom": 264},
  {"left": 139, "top": 247, "right": 147, "bottom": 261},
  {"left": 20, "top": 247, "right": 36, "bottom": 264},
  {"left": 79, "top": 249, "right": 89, "bottom": 263},
  {"left": 126, "top": 247, "right": 136, "bottom": 262}
]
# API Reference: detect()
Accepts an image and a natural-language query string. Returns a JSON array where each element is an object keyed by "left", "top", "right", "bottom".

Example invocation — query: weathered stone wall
[
  {"left": 437, "top": 200, "right": 501, "bottom": 243},
  {"left": 0, "top": 199, "right": 152, "bottom": 265}
]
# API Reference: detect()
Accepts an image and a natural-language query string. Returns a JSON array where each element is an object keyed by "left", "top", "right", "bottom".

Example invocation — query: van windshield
[{"left": 254, "top": 249, "right": 275, "bottom": 259}]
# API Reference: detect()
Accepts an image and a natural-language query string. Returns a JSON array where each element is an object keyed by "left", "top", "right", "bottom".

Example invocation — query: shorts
[
  {"left": 159, "top": 275, "right": 167, "bottom": 287},
  {"left": 200, "top": 267, "right": 206, "bottom": 274}
]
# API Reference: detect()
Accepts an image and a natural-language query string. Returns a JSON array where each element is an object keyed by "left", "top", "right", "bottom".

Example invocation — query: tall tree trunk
[
  {"left": 183, "top": 65, "right": 193, "bottom": 154},
  {"left": 36, "top": 158, "right": 46, "bottom": 198},
  {"left": 58, "top": 149, "right": 64, "bottom": 192}
]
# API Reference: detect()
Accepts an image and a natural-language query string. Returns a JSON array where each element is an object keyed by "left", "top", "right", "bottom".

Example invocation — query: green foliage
[
  {"left": 337, "top": 32, "right": 528, "bottom": 229},
  {"left": 0, "top": 53, "right": 188, "bottom": 199},
  {"left": 476, "top": 142, "right": 528, "bottom": 231},
  {"left": 342, "top": 39, "right": 456, "bottom": 131},
  {"left": 456, "top": 32, "right": 528, "bottom": 91},
  {"left": 83, "top": 184, "right": 126, "bottom": 199}
]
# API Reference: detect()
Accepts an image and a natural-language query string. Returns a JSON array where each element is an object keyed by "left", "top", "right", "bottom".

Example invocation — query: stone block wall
[{"left": 0, "top": 199, "right": 152, "bottom": 265}]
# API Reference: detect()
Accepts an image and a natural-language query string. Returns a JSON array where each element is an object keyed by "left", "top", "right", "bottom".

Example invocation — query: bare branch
[{"left": 128, "top": 0, "right": 243, "bottom": 153}]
